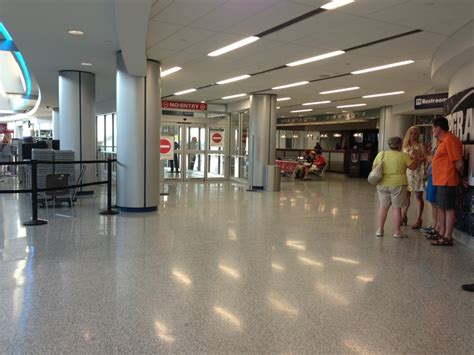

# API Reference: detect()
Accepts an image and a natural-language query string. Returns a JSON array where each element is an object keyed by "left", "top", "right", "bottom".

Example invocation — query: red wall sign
[
  {"left": 212, "top": 132, "right": 222, "bottom": 144},
  {"left": 162, "top": 100, "right": 208, "bottom": 111},
  {"left": 160, "top": 138, "right": 172, "bottom": 154}
]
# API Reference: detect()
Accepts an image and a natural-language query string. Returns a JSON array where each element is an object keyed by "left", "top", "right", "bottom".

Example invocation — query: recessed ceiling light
[
  {"left": 222, "top": 93, "right": 247, "bottom": 99},
  {"left": 277, "top": 106, "right": 280, "bottom": 109},
  {"left": 336, "top": 103, "right": 366, "bottom": 108},
  {"left": 291, "top": 109, "right": 313, "bottom": 113},
  {"left": 81, "top": 62, "right": 92, "bottom": 66},
  {"left": 208, "top": 36, "right": 259, "bottom": 57},
  {"left": 161, "top": 66, "right": 182, "bottom": 77},
  {"left": 216, "top": 74, "right": 251, "bottom": 85},
  {"left": 277, "top": 97, "right": 291, "bottom": 102},
  {"left": 302, "top": 100, "right": 331, "bottom": 106},
  {"left": 320, "top": 87, "right": 360, "bottom": 95},
  {"left": 351, "top": 60, "right": 414, "bottom": 75},
  {"left": 321, "top": 0, "right": 354, "bottom": 10},
  {"left": 286, "top": 50, "right": 345, "bottom": 67},
  {"left": 272, "top": 81, "right": 309, "bottom": 90},
  {"left": 174, "top": 88, "right": 196, "bottom": 96},
  {"left": 362, "top": 91, "right": 405, "bottom": 98},
  {"left": 68, "top": 29, "right": 84, "bottom": 36}
]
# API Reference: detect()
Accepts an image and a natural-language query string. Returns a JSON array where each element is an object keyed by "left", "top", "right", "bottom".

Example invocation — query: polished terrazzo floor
[{"left": 0, "top": 174, "right": 473, "bottom": 353}]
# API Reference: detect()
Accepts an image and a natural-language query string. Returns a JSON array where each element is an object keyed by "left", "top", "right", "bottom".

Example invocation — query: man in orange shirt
[{"left": 430, "top": 117, "right": 464, "bottom": 246}]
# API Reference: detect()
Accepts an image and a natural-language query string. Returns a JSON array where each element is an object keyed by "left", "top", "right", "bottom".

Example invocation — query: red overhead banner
[{"left": 162, "top": 100, "right": 207, "bottom": 111}]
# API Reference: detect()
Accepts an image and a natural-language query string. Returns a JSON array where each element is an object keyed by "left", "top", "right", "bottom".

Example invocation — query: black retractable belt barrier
[
  {"left": 100, "top": 159, "right": 119, "bottom": 215},
  {"left": 23, "top": 160, "right": 48, "bottom": 226}
]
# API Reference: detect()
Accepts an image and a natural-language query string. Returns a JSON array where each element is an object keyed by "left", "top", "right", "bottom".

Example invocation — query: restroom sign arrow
[{"left": 160, "top": 136, "right": 174, "bottom": 159}]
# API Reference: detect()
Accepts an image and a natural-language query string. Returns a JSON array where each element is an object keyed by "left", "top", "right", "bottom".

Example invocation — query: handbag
[{"left": 367, "top": 152, "right": 384, "bottom": 185}]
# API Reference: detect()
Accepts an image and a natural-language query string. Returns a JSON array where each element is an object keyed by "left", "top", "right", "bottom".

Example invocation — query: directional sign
[
  {"left": 210, "top": 130, "right": 224, "bottom": 147},
  {"left": 160, "top": 136, "right": 174, "bottom": 159}
]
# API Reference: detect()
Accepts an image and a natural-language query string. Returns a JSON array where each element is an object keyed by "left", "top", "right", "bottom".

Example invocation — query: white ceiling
[{"left": 0, "top": 0, "right": 472, "bottom": 119}]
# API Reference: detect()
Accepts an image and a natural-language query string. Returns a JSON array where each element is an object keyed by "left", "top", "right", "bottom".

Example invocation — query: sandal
[
  {"left": 375, "top": 229, "right": 384, "bottom": 238},
  {"left": 431, "top": 237, "right": 454, "bottom": 246},
  {"left": 393, "top": 233, "right": 408, "bottom": 238},
  {"left": 425, "top": 232, "right": 441, "bottom": 240}
]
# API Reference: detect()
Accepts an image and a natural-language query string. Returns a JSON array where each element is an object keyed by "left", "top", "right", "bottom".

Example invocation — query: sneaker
[
  {"left": 420, "top": 226, "right": 434, "bottom": 233},
  {"left": 393, "top": 233, "right": 408, "bottom": 238}
]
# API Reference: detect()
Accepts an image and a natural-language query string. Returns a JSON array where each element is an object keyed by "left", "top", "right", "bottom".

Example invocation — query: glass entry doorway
[{"left": 161, "top": 123, "right": 227, "bottom": 181}]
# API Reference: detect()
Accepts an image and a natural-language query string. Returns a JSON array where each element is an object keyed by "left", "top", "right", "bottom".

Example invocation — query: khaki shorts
[{"left": 377, "top": 185, "right": 408, "bottom": 208}]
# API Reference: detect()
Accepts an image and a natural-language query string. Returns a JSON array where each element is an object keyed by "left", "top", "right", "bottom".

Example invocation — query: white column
[
  {"left": 58, "top": 71, "right": 96, "bottom": 193},
  {"left": 51, "top": 107, "right": 59, "bottom": 140},
  {"left": 249, "top": 94, "right": 277, "bottom": 189},
  {"left": 116, "top": 52, "right": 161, "bottom": 211},
  {"left": 378, "top": 106, "right": 413, "bottom": 151}
]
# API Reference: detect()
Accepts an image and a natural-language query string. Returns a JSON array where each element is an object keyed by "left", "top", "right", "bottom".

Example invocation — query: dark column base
[
  {"left": 99, "top": 210, "right": 120, "bottom": 215},
  {"left": 119, "top": 206, "right": 158, "bottom": 213},
  {"left": 23, "top": 219, "right": 48, "bottom": 226}
]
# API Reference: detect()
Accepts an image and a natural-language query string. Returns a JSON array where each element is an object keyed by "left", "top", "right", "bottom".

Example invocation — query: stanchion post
[
  {"left": 23, "top": 160, "right": 48, "bottom": 226},
  {"left": 100, "top": 158, "right": 119, "bottom": 215}
]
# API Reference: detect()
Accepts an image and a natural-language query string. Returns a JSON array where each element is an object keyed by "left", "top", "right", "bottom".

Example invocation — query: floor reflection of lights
[
  {"left": 286, "top": 240, "right": 306, "bottom": 251},
  {"left": 171, "top": 269, "right": 192, "bottom": 286},
  {"left": 267, "top": 295, "right": 299, "bottom": 316},
  {"left": 218, "top": 264, "right": 240, "bottom": 279},
  {"left": 331, "top": 256, "right": 360, "bottom": 265},
  {"left": 154, "top": 320, "right": 175, "bottom": 343},
  {"left": 356, "top": 275, "right": 374, "bottom": 283},
  {"left": 271, "top": 263, "right": 285, "bottom": 272},
  {"left": 315, "top": 283, "right": 349, "bottom": 306},
  {"left": 298, "top": 256, "right": 323, "bottom": 267},
  {"left": 213, "top": 306, "right": 241, "bottom": 328}
]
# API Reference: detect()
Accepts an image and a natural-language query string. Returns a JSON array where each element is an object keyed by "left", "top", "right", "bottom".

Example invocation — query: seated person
[
  {"left": 295, "top": 151, "right": 315, "bottom": 180},
  {"left": 309, "top": 150, "right": 326, "bottom": 175}
]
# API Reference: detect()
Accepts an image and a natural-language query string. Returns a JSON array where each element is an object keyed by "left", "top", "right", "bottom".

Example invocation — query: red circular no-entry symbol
[
  {"left": 160, "top": 138, "right": 172, "bottom": 154},
  {"left": 212, "top": 132, "right": 223, "bottom": 144}
]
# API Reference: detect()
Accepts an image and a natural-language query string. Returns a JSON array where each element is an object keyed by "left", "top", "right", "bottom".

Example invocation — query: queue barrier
[{"left": 0, "top": 158, "right": 119, "bottom": 226}]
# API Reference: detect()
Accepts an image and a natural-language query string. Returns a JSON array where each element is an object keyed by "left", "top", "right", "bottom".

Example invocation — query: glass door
[
  {"left": 207, "top": 125, "right": 227, "bottom": 180},
  {"left": 161, "top": 124, "right": 183, "bottom": 180},
  {"left": 185, "top": 125, "right": 206, "bottom": 180}
]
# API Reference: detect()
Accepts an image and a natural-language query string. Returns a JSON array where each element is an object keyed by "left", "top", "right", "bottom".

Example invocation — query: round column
[
  {"left": 58, "top": 71, "right": 96, "bottom": 194},
  {"left": 51, "top": 107, "right": 59, "bottom": 140},
  {"left": 378, "top": 106, "right": 412, "bottom": 151},
  {"left": 116, "top": 52, "right": 161, "bottom": 211},
  {"left": 249, "top": 94, "right": 277, "bottom": 189}
]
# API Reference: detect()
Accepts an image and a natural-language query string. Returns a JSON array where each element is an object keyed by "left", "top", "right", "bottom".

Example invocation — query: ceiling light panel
[
  {"left": 286, "top": 50, "right": 345, "bottom": 67},
  {"left": 320, "top": 87, "right": 359, "bottom": 94},
  {"left": 216, "top": 74, "right": 251, "bottom": 85},
  {"left": 174, "top": 88, "right": 196, "bottom": 96},
  {"left": 302, "top": 101, "right": 331, "bottom": 106},
  {"left": 161, "top": 67, "right": 182, "bottom": 78},
  {"left": 363, "top": 91, "right": 405, "bottom": 98},
  {"left": 222, "top": 93, "right": 247, "bottom": 99},
  {"left": 336, "top": 103, "right": 366, "bottom": 108},
  {"left": 321, "top": 0, "right": 355, "bottom": 10},
  {"left": 272, "top": 81, "right": 309, "bottom": 90},
  {"left": 208, "top": 36, "right": 259, "bottom": 57},
  {"left": 277, "top": 97, "right": 291, "bottom": 102},
  {"left": 291, "top": 109, "right": 313, "bottom": 113},
  {"left": 351, "top": 60, "right": 414, "bottom": 75},
  {"left": 67, "top": 29, "right": 84, "bottom": 35}
]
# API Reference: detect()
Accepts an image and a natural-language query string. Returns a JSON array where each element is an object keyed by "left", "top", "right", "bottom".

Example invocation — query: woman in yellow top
[
  {"left": 401, "top": 126, "right": 428, "bottom": 229},
  {"left": 373, "top": 137, "right": 418, "bottom": 238}
]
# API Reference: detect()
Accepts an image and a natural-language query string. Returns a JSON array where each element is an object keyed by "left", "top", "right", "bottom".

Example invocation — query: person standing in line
[
  {"left": 374, "top": 137, "right": 418, "bottom": 238},
  {"left": 401, "top": 126, "right": 428, "bottom": 229},
  {"left": 421, "top": 146, "right": 440, "bottom": 239},
  {"left": 430, "top": 117, "right": 463, "bottom": 246}
]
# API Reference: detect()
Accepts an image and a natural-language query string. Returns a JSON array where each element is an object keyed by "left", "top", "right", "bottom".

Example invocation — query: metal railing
[{"left": 0, "top": 158, "right": 119, "bottom": 226}]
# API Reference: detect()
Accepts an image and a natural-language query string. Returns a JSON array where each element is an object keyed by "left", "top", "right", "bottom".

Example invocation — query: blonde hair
[{"left": 403, "top": 126, "right": 421, "bottom": 151}]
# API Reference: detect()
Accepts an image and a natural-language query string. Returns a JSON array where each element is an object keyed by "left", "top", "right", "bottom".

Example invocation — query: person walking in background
[
  {"left": 402, "top": 126, "right": 428, "bottom": 229},
  {"left": 430, "top": 117, "right": 463, "bottom": 246},
  {"left": 374, "top": 137, "right": 418, "bottom": 238}
]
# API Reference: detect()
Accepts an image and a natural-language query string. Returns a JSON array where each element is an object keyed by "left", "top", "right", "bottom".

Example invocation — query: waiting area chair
[{"left": 39, "top": 173, "right": 73, "bottom": 208}]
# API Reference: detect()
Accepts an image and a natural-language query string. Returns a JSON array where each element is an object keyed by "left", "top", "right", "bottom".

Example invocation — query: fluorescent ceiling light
[
  {"left": 351, "top": 60, "right": 414, "bottom": 75},
  {"left": 286, "top": 50, "right": 345, "bottom": 67},
  {"left": 174, "top": 88, "right": 196, "bottom": 96},
  {"left": 291, "top": 109, "right": 313, "bottom": 113},
  {"left": 321, "top": 0, "right": 354, "bottom": 10},
  {"left": 208, "top": 36, "right": 259, "bottom": 57},
  {"left": 337, "top": 103, "right": 366, "bottom": 108},
  {"left": 277, "top": 97, "right": 291, "bottom": 102},
  {"left": 81, "top": 62, "right": 92, "bottom": 66},
  {"left": 302, "top": 100, "right": 331, "bottom": 106},
  {"left": 320, "top": 87, "right": 359, "bottom": 94},
  {"left": 272, "top": 81, "right": 309, "bottom": 90},
  {"left": 161, "top": 66, "right": 182, "bottom": 77},
  {"left": 363, "top": 91, "right": 405, "bottom": 98},
  {"left": 277, "top": 106, "right": 280, "bottom": 109},
  {"left": 222, "top": 93, "right": 247, "bottom": 99},
  {"left": 216, "top": 74, "right": 250, "bottom": 85},
  {"left": 68, "top": 29, "right": 84, "bottom": 35}
]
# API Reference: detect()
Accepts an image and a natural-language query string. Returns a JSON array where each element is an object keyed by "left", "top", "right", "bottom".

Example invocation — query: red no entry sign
[
  {"left": 160, "top": 138, "right": 172, "bottom": 154},
  {"left": 212, "top": 132, "right": 223, "bottom": 144}
]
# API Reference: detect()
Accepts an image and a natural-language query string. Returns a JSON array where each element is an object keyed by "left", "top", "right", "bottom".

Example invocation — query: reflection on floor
[{"left": 0, "top": 174, "right": 473, "bottom": 353}]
